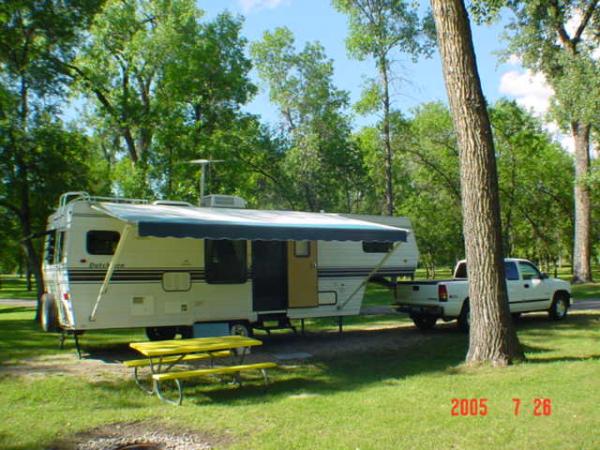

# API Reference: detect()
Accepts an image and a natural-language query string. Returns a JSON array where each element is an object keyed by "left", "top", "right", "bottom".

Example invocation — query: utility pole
[{"left": 185, "top": 159, "right": 224, "bottom": 205}]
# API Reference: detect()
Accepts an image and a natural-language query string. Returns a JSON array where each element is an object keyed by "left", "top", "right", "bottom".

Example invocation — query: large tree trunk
[
  {"left": 571, "top": 121, "right": 592, "bottom": 283},
  {"left": 430, "top": 0, "right": 524, "bottom": 365},
  {"left": 379, "top": 57, "right": 394, "bottom": 216}
]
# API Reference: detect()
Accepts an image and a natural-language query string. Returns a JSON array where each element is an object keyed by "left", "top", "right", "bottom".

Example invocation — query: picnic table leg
[{"left": 154, "top": 378, "right": 184, "bottom": 406}]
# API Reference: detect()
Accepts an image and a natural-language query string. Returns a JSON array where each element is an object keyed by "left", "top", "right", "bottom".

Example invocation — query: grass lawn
[
  {"left": 0, "top": 276, "right": 37, "bottom": 300},
  {"left": 1, "top": 305, "right": 599, "bottom": 449}
]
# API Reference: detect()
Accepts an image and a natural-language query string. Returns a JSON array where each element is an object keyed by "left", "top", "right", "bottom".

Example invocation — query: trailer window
[
  {"left": 56, "top": 231, "right": 66, "bottom": 263},
  {"left": 294, "top": 241, "right": 311, "bottom": 257},
  {"left": 205, "top": 239, "right": 247, "bottom": 284},
  {"left": 44, "top": 231, "right": 57, "bottom": 264},
  {"left": 87, "top": 230, "right": 120, "bottom": 255},
  {"left": 362, "top": 242, "right": 393, "bottom": 253}
]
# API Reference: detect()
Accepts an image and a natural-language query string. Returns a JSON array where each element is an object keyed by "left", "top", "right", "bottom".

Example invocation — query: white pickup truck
[{"left": 395, "top": 258, "right": 571, "bottom": 331}]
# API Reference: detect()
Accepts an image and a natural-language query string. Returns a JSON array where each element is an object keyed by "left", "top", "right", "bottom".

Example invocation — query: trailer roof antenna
[{"left": 185, "top": 159, "right": 224, "bottom": 206}]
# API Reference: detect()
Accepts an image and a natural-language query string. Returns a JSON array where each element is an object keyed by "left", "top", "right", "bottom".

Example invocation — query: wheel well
[{"left": 554, "top": 290, "right": 571, "bottom": 304}]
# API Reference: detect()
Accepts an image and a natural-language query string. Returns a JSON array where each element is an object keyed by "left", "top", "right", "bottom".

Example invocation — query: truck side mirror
[{"left": 540, "top": 272, "right": 549, "bottom": 280}]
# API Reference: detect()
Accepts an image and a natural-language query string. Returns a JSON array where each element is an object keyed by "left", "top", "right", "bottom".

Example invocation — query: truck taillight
[
  {"left": 63, "top": 292, "right": 70, "bottom": 300},
  {"left": 438, "top": 284, "right": 448, "bottom": 302}
]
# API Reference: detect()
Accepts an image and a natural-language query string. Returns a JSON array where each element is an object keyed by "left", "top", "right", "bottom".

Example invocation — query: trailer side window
[
  {"left": 44, "top": 231, "right": 57, "bottom": 264},
  {"left": 205, "top": 239, "right": 247, "bottom": 284},
  {"left": 362, "top": 241, "right": 393, "bottom": 253},
  {"left": 56, "top": 231, "right": 66, "bottom": 263},
  {"left": 87, "top": 230, "right": 120, "bottom": 255}
]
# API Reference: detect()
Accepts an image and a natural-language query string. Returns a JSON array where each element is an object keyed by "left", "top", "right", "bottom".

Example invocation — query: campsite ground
[{"left": 0, "top": 277, "right": 599, "bottom": 449}]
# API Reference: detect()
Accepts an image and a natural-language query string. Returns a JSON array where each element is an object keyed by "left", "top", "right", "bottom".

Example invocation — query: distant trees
[
  {"left": 251, "top": 27, "right": 366, "bottom": 212},
  {"left": 71, "top": 0, "right": 274, "bottom": 202},
  {"left": 333, "top": 0, "right": 435, "bottom": 215},
  {"left": 0, "top": 0, "right": 103, "bottom": 301},
  {"left": 473, "top": 0, "right": 599, "bottom": 281}
]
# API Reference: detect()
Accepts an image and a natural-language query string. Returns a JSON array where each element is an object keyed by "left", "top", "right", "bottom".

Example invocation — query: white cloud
[
  {"left": 499, "top": 69, "right": 554, "bottom": 115},
  {"left": 238, "top": 0, "right": 289, "bottom": 14},
  {"left": 499, "top": 66, "right": 574, "bottom": 152}
]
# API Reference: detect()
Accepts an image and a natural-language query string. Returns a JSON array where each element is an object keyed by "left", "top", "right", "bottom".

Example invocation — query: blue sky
[{"left": 199, "top": 0, "right": 539, "bottom": 130}]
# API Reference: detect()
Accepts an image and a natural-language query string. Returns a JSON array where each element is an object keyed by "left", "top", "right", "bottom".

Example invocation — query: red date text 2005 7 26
[{"left": 450, "top": 398, "right": 552, "bottom": 416}]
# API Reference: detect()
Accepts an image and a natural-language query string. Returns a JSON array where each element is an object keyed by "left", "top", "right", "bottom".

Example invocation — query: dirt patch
[
  {"left": 0, "top": 322, "right": 433, "bottom": 379},
  {"left": 47, "top": 420, "right": 226, "bottom": 450}
]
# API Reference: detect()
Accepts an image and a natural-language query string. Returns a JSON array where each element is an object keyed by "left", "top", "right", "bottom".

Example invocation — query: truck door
[
  {"left": 516, "top": 261, "right": 552, "bottom": 312},
  {"left": 504, "top": 261, "right": 522, "bottom": 312},
  {"left": 287, "top": 241, "right": 318, "bottom": 308}
]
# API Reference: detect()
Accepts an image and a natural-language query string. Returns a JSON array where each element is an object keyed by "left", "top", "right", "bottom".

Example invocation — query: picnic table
[{"left": 126, "top": 335, "right": 277, "bottom": 405}]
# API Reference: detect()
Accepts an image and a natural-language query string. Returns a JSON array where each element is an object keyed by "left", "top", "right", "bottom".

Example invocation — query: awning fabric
[{"left": 92, "top": 202, "right": 408, "bottom": 242}]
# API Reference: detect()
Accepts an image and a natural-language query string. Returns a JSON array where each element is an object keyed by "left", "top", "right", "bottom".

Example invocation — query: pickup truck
[{"left": 395, "top": 258, "right": 571, "bottom": 331}]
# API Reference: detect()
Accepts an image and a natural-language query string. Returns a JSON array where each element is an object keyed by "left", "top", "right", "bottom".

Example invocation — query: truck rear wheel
[
  {"left": 145, "top": 326, "right": 177, "bottom": 341},
  {"left": 457, "top": 300, "right": 470, "bottom": 333},
  {"left": 40, "top": 293, "right": 59, "bottom": 332},
  {"left": 411, "top": 315, "right": 437, "bottom": 331}
]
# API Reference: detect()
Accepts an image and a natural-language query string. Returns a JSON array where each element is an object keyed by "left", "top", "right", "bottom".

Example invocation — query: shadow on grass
[{"left": 527, "top": 354, "right": 600, "bottom": 363}]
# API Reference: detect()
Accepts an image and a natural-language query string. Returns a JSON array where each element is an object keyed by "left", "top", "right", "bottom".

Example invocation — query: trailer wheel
[
  {"left": 145, "top": 326, "right": 177, "bottom": 341},
  {"left": 457, "top": 300, "right": 470, "bottom": 333},
  {"left": 40, "top": 293, "right": 59, "bottom": 332},
  {"left": 411, "top": 314, "right": 437, "bottom": 331},
  {"left": 230, "top": 322, "right": 252, "bottom": 337}
]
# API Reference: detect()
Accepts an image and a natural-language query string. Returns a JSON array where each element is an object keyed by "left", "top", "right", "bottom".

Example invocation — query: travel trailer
[{"left": 40, "top": 192, "right": 418, "bottom": 340}]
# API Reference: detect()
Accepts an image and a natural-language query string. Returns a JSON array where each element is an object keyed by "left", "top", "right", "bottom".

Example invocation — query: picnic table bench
[{"left": 127, "top": 335, "right": 278, "bottom": 405}]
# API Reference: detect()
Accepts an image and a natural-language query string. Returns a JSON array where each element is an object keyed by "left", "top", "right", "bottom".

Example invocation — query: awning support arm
[
  {"left": 337, "top": 242, "right": 402, "bottom": 311},
  {"left": 89, "top": 224, "right": 131, "bottom": 321}
]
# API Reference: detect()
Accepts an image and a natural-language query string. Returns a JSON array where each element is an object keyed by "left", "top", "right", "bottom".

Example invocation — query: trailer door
[
  {"left": 287, "top": 241, "right": 318, "bottom": 308},
  {"left": 252, "top": 241, "right": 288, "bottom": 311}
]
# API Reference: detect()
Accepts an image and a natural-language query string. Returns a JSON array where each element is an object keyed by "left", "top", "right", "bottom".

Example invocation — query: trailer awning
[{"left": 92, "top": 202, "right": 408, "bottom": 242}]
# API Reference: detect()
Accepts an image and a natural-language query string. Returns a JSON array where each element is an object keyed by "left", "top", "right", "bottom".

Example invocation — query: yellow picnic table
[{"left": 128, "top": 335, "right": 277, "bottom": 405}]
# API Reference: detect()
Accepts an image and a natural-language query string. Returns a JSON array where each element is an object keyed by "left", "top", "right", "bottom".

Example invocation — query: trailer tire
[
  {"left": 40, "top": 293, "right": 59, "bottom": 332},
  {"left": 230, "top": 322, "right": 252, "bottom": 337},
  {"left": 411, "top": 314, "right": 437, "bottom": 331},
  {"left": 145, "top": 326, "right": 177, "bottom": 341},
  {"left": 457, "top": 300, "right": 470, "bottom": 333}
]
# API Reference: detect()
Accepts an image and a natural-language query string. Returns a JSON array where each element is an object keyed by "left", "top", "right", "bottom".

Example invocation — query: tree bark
[
  {"left": 571, "top": 121, "right": 592, "bottom": 282},
  {"left": 379, "top": 56, "right": 394, "bottom": 216},
  {"left": 430, "top": 0, "right": 524, "bottom": 365}
]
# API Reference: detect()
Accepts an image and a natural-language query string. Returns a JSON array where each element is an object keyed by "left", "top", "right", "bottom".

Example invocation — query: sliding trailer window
[
  {"left": 362, "top": 241, "right": 393, "bottom": 253},
  {"left": 205, "top": 239, "right": 247, "bottom": 284},
  {"left": 87, "top": 230, "right": 121, "bottom": 255}
]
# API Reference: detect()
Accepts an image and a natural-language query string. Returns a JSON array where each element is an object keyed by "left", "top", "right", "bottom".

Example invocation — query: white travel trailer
[{"left": 40, "top": 192, "right": 418, "bottom": 341}]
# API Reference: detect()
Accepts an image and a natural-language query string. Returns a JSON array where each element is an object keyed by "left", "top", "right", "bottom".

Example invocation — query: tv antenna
[{"left": 185, "top": 159, "right": 224, "bottom": 205}]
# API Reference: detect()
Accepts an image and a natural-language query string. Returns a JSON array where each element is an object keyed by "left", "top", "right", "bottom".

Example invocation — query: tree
[
  {"left": 473, "top": 0, "right": 599, "bottom": 282},
  {"left": 0, "top": 0, "right": 101, "bottom": 303},
  {"left": 333, "top": 0, "right": 435, "bottom": 215},
  {"left": 251, "top": 27, "right": 366, "bottom": 212},
  {"left": 71, "top": 0, "right": 266, "bottom": 201},
  {"left": 491, "top": 99, "right": 574, "bottom": 271},
  {"left": 430, "top": 0, "right": 524, "bottom": 365}
]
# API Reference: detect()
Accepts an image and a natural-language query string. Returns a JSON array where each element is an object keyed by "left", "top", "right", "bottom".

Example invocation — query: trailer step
[{"left": 253, "top": 318, "right": 297, "bottom": 335}]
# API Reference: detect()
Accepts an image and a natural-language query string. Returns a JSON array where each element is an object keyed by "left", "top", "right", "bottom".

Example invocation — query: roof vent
[
  {"left": 152, "top": 200, "right": 193, "bottom": 207},
  {"left": 200, "top": 195, "right": 247, "bottom": 209}
]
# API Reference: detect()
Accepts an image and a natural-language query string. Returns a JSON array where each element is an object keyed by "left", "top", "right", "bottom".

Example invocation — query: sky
[{"left": 199, "top": 0, "right": 559, "bottom": 145}]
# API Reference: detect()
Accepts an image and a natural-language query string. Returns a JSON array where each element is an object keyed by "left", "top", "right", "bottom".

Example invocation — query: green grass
[
  {"left": 0, "top": 275, "right": 37, "bottom": 300},
  {"left": 1, "top": 306, "right": 599, "bottom": 449}
]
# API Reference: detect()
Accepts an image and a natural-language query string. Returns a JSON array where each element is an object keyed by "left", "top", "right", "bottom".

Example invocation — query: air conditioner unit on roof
[{"left": 200, "top": 195, "right": 247, "bottom": 209}]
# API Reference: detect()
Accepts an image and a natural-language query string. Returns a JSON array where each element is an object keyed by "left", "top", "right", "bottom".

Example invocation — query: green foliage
[
  {"left": 251, "top": 27, "right": 366, "bottom": 212},
  {"left": 333, "top": 0, "right": 435, "bottom": 62},
  {"left": 74, "top": 0, "right": 276, "bottom": 203}
]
